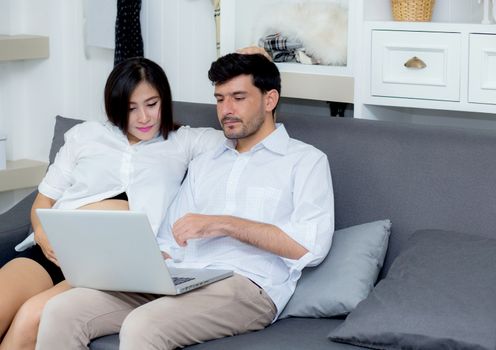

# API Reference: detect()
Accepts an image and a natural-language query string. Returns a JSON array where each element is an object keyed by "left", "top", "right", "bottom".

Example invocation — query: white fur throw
[{"left": 252, "top": 1, "right": 348, "bottom": 66}]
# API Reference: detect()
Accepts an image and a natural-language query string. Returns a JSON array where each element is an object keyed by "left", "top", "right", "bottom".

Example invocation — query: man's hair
[
  {"left": 104, "top": 57, "right": 177, "bottom": 139},
  {"left": 208, "top": 53, "right": 281, "bottom": 111}
]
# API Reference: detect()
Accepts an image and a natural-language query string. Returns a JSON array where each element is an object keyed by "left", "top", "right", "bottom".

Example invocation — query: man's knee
[
  {"left": 120, "top": 308, "right": 177, "bottom": 350},
  {"left": 38, "top": 291, "right": 82, "bottom": 339}
]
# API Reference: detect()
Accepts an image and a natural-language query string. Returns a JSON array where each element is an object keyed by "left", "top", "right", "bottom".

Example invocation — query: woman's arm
[
  {"left": 236, "top": 46, "right": 272, "bottom": 61},
  {"left": 30, "top": 193, "right": 57, "bottom": 264}
]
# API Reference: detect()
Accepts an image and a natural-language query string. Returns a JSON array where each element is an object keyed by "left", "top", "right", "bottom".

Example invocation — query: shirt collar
[{"left": 212, "top": 123, "right": 290, "bottom": 158}]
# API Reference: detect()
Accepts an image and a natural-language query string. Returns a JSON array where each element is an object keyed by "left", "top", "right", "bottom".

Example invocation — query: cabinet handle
[{"left": 404, "top": 56, "right": 427, "bottom": 69}]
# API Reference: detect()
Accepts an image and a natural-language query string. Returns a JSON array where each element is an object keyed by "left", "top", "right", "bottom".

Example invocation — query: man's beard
[{"left": 221, "top": 114, "right": 265, "bottom": 140}]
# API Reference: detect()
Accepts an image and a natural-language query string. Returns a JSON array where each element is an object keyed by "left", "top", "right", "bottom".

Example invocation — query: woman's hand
[
  {"left": 31, "top": 192, "right": 58, "bottom": 265},
  {"left": 34, "top": 228, "right": 58, "bottom": 265},
  {"left": 236, "top": 46, "right": 272, "bottom": 61}
]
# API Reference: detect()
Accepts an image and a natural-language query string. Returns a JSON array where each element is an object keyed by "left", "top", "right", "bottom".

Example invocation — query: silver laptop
[{"left": 36, "top": 209, "right": 233, "bottom": 295}]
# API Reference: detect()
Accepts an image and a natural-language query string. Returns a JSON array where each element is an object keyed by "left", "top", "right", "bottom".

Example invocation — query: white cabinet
[
  {"left": 468, "top": 34, "right": 496, "bottom": 105},
  {"left": 371, "top": 30, "right": 461, "bottom": 102},
  {"left": 359, "top": 21, "right": 496, "bottom": 116}
]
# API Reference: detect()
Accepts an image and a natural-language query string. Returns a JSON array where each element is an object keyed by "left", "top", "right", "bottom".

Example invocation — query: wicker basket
[{"left": 392, "top": 0, "right": 435, "bottom": 22}]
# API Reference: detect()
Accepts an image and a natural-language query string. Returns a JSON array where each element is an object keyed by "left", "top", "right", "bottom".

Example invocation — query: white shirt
[
  {"left": 16, "top": 121, "right": 223, "bottom": 251},
  {"left": 157, "top": 124, "right": 334, "bottom": 318}
]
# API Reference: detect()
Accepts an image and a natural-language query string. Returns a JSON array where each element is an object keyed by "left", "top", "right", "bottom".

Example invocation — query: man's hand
[
  {"left": 172, "top": 213, "right": 307, "bottom": 259},
  {"left": 34, "top": 229, "right": 58, "bottom": 266},
  {"left": 172, "top": 213, "right": 224, "bottom": 247}
]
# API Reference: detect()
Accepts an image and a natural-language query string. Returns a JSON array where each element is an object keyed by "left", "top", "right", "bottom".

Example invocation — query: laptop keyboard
[{"left": 172, "top": 277, "right": 195, "bottom": 285}]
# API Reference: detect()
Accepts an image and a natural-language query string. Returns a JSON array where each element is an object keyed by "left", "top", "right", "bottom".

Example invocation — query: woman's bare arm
[{"left": 30, "top": 193, "right": 57, "bottom": 264}]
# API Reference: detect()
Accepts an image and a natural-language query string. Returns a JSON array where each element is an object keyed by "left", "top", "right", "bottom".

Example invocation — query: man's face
[{"left": 214, "top": 75, "right": 269, "bottom": 142}]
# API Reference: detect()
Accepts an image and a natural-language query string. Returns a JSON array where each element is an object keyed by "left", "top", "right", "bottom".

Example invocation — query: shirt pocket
[{"left": 244, "top": 186, "right": 282, "bottom": 222}]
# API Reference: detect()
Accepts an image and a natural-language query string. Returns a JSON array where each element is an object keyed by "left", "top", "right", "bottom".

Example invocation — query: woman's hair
[{"left": 104, "top": 57, "right": 177, "bottom": 138}]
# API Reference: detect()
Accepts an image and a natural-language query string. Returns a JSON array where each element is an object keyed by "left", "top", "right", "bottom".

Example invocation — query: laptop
[{"left": 36, "top": 209, "right": 233, "bottom": 295}]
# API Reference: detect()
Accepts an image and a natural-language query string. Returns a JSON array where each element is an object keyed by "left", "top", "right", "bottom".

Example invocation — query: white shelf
[
  {"left": 281, "top": 71, "right": 354, "bottom": 103},
  {"left": 219, "top": 0, "right": 355, "bottom": 103},
  {"left": 0, "top": 159, "right": 47, "bottom": 192},
  {"left": 364, "top": 21, "right": 496, "bottom": 33},
  {"left": 0, "top": 35, "right": 49, "bottom": 61}
]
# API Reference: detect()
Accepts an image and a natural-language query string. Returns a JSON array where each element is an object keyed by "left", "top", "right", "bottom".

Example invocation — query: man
[{"left": 36, "top": 53, "right": 334, "bottom": 350}]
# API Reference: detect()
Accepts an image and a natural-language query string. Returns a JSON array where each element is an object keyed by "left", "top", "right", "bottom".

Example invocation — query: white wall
[
  {"left": 142, "top": 0, "right": 217, "bottom": 104},
  {"left": 0, "top": 0, "right": 114, "bottom": 162},
  {"left": 0, "top": 0, "right": 494, "bottom": 165},
  {"left": 0, "top": 0, "right": 217, "bottom": 164}
]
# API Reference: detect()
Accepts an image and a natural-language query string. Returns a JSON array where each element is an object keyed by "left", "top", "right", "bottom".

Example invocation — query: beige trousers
[{"left": 35, "top": 274, "right": 276, "bottom": 350}]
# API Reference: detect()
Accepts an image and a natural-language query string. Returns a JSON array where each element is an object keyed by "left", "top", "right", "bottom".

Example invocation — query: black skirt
[{"left": 15, "top": 244, "right": 65, "bottom": 285}]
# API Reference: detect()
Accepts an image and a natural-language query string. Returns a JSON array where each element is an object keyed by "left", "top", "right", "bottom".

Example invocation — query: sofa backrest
[{"left": 173, "top": 102, "right": 496, "bottom": 277}]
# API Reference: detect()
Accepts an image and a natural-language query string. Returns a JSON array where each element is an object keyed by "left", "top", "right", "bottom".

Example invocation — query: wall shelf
[
  {"left": 0, "top": 159, "right": 47, "bottom": 192},
  {"left": 0, "top": 34, "right": 49, "bottom": 61},
  {"left": 219, "top": 0, "right": 355, "bottom": 103}
]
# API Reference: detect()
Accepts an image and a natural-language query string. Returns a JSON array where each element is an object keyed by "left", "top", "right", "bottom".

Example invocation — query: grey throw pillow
[
  {"left": 48, "top": 115, "right": 84, "bottom": 165},
  {"left": 279, "top": 220, "right": 391, "bottom": 318},
  {"left": 329, "top": 229, "right": 496, "bottom": 350}
]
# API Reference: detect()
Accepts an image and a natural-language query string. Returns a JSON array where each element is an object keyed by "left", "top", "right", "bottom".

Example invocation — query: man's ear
[{"left": 264, "top": 89, "right": 279, "bottom": 113}]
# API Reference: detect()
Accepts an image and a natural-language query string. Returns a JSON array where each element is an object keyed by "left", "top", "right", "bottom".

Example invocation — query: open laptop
[{"left": 36, "top": 209, "right": 233, "bottom": 295}]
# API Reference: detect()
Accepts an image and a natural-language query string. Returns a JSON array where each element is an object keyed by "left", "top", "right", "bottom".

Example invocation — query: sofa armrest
[{"left": 0, "top": 190, "right": 37, "bottom": 267}]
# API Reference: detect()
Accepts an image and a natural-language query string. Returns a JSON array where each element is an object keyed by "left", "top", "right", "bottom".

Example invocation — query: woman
[{"left": 0, "top": 57, "right": 223, "bottom": 350}]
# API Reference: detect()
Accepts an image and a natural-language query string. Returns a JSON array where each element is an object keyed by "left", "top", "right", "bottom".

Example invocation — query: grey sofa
[{"left": 1, "top": 101, "right": 496, "bottom": 350}]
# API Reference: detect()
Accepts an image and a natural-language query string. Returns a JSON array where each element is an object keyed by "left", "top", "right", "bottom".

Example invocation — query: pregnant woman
[{"left": 0, "top": 57, "right": 223, "bottom": 350}]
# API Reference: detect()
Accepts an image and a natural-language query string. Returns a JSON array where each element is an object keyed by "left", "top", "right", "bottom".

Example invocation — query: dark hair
[
  {"left": 208, "top": 53, "right": 281, "bottom": 113},
  {"left": 104, "top": 57, "right": 177, "bottom": 139}
]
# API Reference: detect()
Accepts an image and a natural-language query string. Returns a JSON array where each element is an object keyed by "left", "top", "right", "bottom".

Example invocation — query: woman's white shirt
[{"left": 16, "top": 121, "right": 223, "bottom": 251}]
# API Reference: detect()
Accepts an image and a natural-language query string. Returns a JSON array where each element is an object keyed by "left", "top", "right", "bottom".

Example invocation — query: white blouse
[{"left": 16, "top": 121, "right": 223, "bottom": 251}]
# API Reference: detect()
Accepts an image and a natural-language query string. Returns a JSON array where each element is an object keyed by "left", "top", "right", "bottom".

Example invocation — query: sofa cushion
[
  {"left": 48, "top": 115, "right": 85, "bottom": 165},
  {"left": 184, "top": 318, "right": 356, "bottom": 350},
  {"left": 329, "top": 229, "right": 496, "bottom": 350},
  {"left": 280, "top": 220, "right": 391, "bottom": 318}
]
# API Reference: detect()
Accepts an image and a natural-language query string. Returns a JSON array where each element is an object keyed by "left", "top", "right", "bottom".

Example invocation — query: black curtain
[{"left": 114, "top": 0, "right": 144, "bottom": 66}]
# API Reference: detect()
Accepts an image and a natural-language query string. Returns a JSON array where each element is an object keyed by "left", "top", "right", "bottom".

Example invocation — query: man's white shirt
[{"left": 158, "top": 124, "right": 334, "bottom": 318}]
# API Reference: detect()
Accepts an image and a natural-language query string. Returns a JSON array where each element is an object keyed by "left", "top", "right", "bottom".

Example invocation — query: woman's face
[{"left": 126, "top": 81, "right": 162, "bottom": 144}]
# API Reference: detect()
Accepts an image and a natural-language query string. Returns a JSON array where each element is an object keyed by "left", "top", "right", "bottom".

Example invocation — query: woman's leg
[
  {"left": 0, "top": 281, "right": 71, "bottom": 350},
  {"left": 0, "top": 258, "right": 53, "bottom": 340},
  {"left": 36, "top": 288, "right": 154, "bottom": 350}
]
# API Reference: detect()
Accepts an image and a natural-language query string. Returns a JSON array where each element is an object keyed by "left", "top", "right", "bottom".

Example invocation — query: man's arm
[
  {"left": 169, "top": 151, "right": 334, "bottom": 263},
  {"left": 172, "top": 213, "right": 308, "bottom": 260}
]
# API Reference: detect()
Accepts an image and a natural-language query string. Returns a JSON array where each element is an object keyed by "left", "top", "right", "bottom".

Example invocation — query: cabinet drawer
[
  {"left": 371, "top": 30, "right": 461, "bottom": 101},
  {"left": 468, "top": 34, "right": 496, "bottom": 105}
]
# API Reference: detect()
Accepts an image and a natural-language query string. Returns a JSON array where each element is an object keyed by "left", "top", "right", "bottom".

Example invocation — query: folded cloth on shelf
[
  {"left": 259, "top": 33, "right": 299, "bottom": 63},
  {"left": 259, "top": 33, "right": 319, "bottom": 64},
  {"left": 253, "top": 2, "right": 348, "bottom": 66},
  {"left": 259, "top": 33, "right": 302, "bottom": 52},
  {"left": 295, "top": 50, "right": 319, "bottom": 65},
  {"left": 271, "top": 50, "right": 297, "bottom": 63}
]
